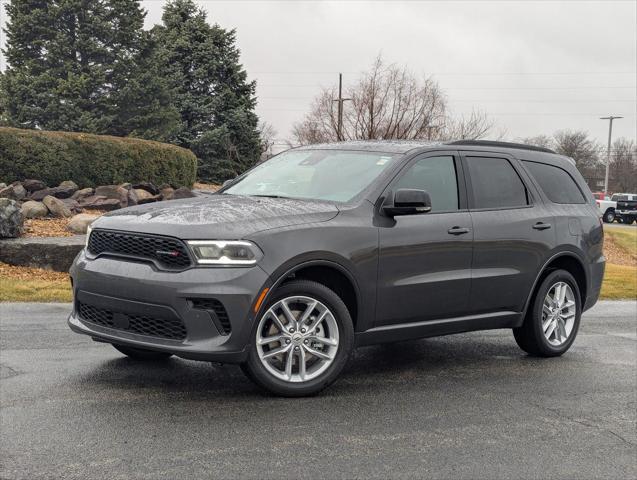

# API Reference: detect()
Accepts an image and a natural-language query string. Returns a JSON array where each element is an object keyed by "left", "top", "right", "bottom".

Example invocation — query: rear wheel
[
  {"left": 513, "top": 270, "right": 581, "bottom": 357},
  {"left": 112, "top": 344, "right": 173, "bottom": 360},
  {"left": 603, "top": 209, "right": 615, "bottom": 223},
  {"left": 241, "top": 280, "right": 354, "bottom": 397}
]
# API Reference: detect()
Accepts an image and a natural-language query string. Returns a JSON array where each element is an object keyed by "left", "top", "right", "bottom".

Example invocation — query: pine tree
[
  {"left": 154, "top": 0, "right": 262, "bottom": 182},
  {"left": 0, "top": 0, "right": 179, "bottom": 140}
]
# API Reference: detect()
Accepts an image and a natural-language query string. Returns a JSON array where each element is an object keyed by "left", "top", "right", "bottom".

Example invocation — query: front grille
[
  {"left": 87, "top": 229, "right": 192, "bottom": 270},
  {"left": 191, "top": 298, "right": 231, "bottom": 335},
  {"left": 78, "top": 302, "right": 187, "bottom": 340}
]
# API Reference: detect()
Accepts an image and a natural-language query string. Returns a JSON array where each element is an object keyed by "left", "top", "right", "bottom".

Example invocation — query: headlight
[
  {"left": 85, "top": 224, "right": 93, "bottom": 249},
  {"left": 186, "top": 240, "right": 261, "bottom": 265}
]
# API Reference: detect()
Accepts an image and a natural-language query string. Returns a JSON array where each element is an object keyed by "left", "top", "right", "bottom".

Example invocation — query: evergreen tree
[
  {"left": 0, "top": 0, "right": 179, "bottom": 140},
  {"left": 154, "top": 0, "right": 261, "bottom": 182}
]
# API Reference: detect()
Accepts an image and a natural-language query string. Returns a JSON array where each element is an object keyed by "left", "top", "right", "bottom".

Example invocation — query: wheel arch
[
  {"left": 523, "top": 251, "right": 589, "bottom": 319},
  {"left": 259, "top": 258, "right": 361, "bottom": 330}
]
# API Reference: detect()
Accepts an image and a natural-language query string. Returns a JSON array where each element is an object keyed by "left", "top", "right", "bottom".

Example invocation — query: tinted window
[
  {"left": 466, "top": 157, "right": 528, "bottom": 209},
  {"left": 523, "top": 161, "right": 586, "bottom": 204},
  {"left": 394, "top": 156, "right": 458, "bottom": 212}
]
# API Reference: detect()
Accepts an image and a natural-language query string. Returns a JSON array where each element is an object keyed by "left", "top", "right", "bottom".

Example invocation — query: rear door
[
  {"left": 375, "top": 152, "right": 473, "bottom": 326},
  {"left": 462, "top": 152, "right": 556, "bottom": 314}
]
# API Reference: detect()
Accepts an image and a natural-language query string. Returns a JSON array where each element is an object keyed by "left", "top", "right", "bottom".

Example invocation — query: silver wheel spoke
[
  {"left": 256, "top": 295, "right": 339, "bottom": 384},
  {"left": 542, "top": 282, "right": 577, "bottom": 347}
]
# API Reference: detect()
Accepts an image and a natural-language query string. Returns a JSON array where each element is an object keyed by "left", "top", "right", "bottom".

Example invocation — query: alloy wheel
[
  {"left": 542, "top": 282, "right": 576, "bottom": 346},
  {"left": 256, "top": 296, "right": 339, "bottom": 383}
]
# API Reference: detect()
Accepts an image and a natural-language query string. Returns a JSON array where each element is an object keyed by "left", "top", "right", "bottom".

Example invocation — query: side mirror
[{"left": 383, "top": 189, "right": 432, "bottom": 217}]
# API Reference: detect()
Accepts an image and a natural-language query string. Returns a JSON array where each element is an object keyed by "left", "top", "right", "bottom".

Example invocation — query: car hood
[{"left": 92, "top": 194, "right": 340, "bottom": 239}]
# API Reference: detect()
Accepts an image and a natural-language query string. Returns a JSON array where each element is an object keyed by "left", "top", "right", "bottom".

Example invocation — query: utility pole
[
  {"left": 333, "top": 73, "right": 351, "bottom": 141},
  {"left": 600, "top": 115, "right": 623, "bottom": 195}
]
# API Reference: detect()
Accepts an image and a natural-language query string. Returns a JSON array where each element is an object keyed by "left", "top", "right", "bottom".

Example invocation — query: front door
[{"left": 375, "top": 153, "right": 473, "bottom": 326}]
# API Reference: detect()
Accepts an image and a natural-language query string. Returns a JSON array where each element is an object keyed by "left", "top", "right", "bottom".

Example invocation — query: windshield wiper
[{"left": 249, "top": 194, "right": 291, "bottom": 199}]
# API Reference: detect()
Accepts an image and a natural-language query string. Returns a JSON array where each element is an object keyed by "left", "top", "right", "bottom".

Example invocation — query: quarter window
[
  {"left": 466, "top": 157, "right": 529, "bottom": 209},
  {"left": 522, "top": 161, "right": 586, "bottom": 204},
  {"left": 393, "top": 156, "right": 459, "bottom": 212}
]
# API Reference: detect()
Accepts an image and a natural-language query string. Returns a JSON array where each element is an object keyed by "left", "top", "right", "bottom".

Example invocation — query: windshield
[{"left": 224, "top": 149, "right": 399, "bottom": 202}]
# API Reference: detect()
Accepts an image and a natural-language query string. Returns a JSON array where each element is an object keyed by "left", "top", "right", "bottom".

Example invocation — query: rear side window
[
  {"left": 523, "top": 161, "right": 586, "bottom": 204},
  {"left": 466, "top": 157, "right": 529, "bottom": 209}
]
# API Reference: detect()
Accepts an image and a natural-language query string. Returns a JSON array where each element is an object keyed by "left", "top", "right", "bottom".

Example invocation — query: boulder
[
  {"left": 67, "top": 213, "right": 100, "bottom": 234},
  {"left": 119, "top": 182, "right": 132, "bottom": 190},
  {"left": 133, "top": 189, "right": 157, "bottom": 203},
  {"left": 61, "top": 198, "right": 83, "bottom": 214},
  {"left": 30, "top": 185, "right": 76, "bottom": 201},
  {"left": 20, "top": 200, "right": 49, "bottom": 219},
  {"left": 23, "top": 179, "right": 47, "bottom": 192},
  {"left": 160, "top": 186, "right": 175, "bottom": 200},
  {"left": 132, "top": 182, "right": 159, "bottom": 195},
  {"left": 42, "top": 195, "right": 73, "bottom": 218},
  {"left": 0, "top": 183, "right": 27, "bottom": 201},
  {"left": 0, "top": 182, "right": 6, "bottom": 189},
  {"left": 127, "top": 188, "right": 138, "bottom": 206},
  {"left": 71, "top": 187, "right": 94, "bottom": 201},
  {"left": 58, "top": 180, "right": 79, "bottom": 194},
  {"left": 172, "top": 187, "right": 196, "bottom": 200},
  {"left": 95, "top": 185, "right": 128, "bottom": 208},
  {"left": 78, "top": 195, "right": 122, "bottom": 211},
  {"left": 0, "top": 198, "right": 23, "bottom": 238}
]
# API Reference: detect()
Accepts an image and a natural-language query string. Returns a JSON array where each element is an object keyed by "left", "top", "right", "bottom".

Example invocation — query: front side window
[
  {"left": 522, "top": 161, "right": 586, "bottom": 204},
  {"left": 224, "top": 149, "right": 399, "bottom": 202},
  {"left": 393, "top": 156, "right": 459, "bottom": 212},
  {"left": 466, "top": 157, "right": 529, "bottom": 209}
]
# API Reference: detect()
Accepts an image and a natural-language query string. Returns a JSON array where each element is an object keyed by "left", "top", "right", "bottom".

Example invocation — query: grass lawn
[{"left": 1, "top": 227, "right": 636, "bottom": 303}]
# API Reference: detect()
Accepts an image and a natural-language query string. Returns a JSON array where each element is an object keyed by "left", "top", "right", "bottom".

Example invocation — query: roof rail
[{"left": 447, "top": 140, "right": 556, "bottom": 154}]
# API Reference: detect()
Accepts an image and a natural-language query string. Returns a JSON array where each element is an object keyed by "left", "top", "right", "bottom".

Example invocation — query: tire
[
  {"left": 112, "top": 344, "right": 173, "bottom": 360},
  {"left": 513, "top": 270, "right": 582, "bottom": 357},
  {"left": 241, "top": 280, "right": 354, "bottom": 397},
  {"left": 603, "top": 209, "right": 615, "bottom": 223}
]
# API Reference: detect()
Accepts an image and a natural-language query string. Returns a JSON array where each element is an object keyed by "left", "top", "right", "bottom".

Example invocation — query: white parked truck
[{"left": 597, "top": 193, "right": 637, "bottom": 223}]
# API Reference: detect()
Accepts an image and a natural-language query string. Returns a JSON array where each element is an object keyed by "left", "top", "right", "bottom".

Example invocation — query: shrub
[{"left": 0, "top": 127, "right": 197, "bottom": 188}]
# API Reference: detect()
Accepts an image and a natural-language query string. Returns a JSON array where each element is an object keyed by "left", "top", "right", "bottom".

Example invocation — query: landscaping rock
[
  {"left": 78, "top": 195, "right": 121, "bottom": 211},
  {"left": 71, "top": 187, "right": 94, "bottom": 201},
  {"left": 30, "top": 185, "right": 76, "bottom": 201},
  {"left": 160, "top": 186, "right": 175, "bottom": 200},
  {"left": 43, "top": 195, "right": 73, "bottom": 218},
  {"left": 127, "top": 188, "right": 138, "bottom": 206},
  {"left": 119, "top": 182, "right": 132, "bottom": 190},
  {"left": 0, "top": 182, "right": 6, "bottom": 189},
  {"left": 20, "top": 200, "right": 49, "bottom": 219},
  {"left": 132, "top": 182, "right": 159, "bottom": 195},
  {"left": 58, "top": 180, "right": 79, "bottom": 194},
  {"left": 0, "top": 235, "right": 86, "bottom": 272},
  {"left": 0, "top": 183, "right": 26, "bottom": 201},
  {"left": 67, "top": 213, "right": 99, "bottom": 234},
  {"left": 171, "top": 187, "right": 196, "bottom": 200},
  {"left": 133, "top": 188, "right": 154, "bottom": 202},
  {"left": 61, "top": 198, "right": 83, "bottom": 214},
  {"left": 23, "top": 179, "right": 47, "bottom": 192},
  {"left": 95, "top": 185, "right": 128, "bottom": 208},
  {"left": 0, "top": 198, "right": 23, "bottom": 238}
]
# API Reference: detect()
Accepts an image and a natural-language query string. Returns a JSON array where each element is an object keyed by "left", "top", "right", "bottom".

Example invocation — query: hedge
[{"left": 0, "top": 127, "right": 197, "bottom": 188}]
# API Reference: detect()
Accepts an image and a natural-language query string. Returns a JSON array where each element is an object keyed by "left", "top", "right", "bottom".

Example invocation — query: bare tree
[
  {"left": 258, "top": 121, "right": 278, "bottom": 158},
  {"left": 291, "top": 55, "right": 496, "bottom": 145},
  {"left": 552, "top": 130, "right": 601, "bottom": 179},
  {"left": 520, "top": 134, "right": 555, "bottom": 149},
  {"left": 609, "top": 138, "right": 637, "bottom": 193}
]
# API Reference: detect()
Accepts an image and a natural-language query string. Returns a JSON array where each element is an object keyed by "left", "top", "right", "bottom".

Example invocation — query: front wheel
[
  {"left": 241, "top": 280, "right": 354, "bottom": 397},
  {"left": 513, "top": 270, "right": 582, "bottom": 357},
  {"left": 603, "top": 209, "right": 615, "bottom": 223}
]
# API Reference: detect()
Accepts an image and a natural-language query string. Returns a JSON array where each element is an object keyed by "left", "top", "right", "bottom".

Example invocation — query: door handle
[
  {"left": 533, "top": 222, "right": 552, "bottom": 231},
  {"left": 448, "top": 226, "right": 470, "bottom": 235}
]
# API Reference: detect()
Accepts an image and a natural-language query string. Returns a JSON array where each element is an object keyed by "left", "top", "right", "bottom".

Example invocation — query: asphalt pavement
[{"left": 1, "top": 301, "right": 635, "bottom": 479}]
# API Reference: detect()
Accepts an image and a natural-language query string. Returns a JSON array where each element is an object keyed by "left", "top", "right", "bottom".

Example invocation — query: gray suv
[{"left": 68, "top": 140, "right": 605, "bottom": 396}]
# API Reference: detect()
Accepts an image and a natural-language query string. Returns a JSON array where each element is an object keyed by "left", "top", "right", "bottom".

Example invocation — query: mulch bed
[
  {"left": 604, "top": 234, "right": 636, "bottom": 267},
  {"left": 0, "top": 261, "right": 69, "bottom": 282},
  {"left": 21, "top": 209, "right": 106, "bottom": 238}
]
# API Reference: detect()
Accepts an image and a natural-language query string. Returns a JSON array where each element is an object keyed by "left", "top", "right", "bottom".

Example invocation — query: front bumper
[{"left": 68, "top": 250, "right": 271, "bottom": 363}]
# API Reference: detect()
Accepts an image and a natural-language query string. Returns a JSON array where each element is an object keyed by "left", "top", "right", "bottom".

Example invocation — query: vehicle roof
[{"left": 294, "top": 139, "right": 573, "bottom": 167}]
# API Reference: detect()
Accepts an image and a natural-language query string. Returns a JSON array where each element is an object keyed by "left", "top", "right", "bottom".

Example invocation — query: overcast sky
[{"left": 1, "top": 0, "right": 636, "bottom": 148}]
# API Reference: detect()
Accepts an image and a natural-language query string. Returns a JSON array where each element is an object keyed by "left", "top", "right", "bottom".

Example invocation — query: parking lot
[{"left": 1, "top": 301, "right": 635, "bottom": 479}]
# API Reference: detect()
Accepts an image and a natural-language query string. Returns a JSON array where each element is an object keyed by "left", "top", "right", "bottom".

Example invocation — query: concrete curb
[{"left": 0, "top": 235, "right": 85, "bottom": 272}]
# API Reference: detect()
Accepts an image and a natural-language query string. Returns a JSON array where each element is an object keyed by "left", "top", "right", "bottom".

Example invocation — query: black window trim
[
  {"left": 459, "top": 151, "right": 537, "bottom": 212},
  {"left": 379, "top": 150, "right": 468, "bottom": 216},
  {"left": 520, "top": 159, "right": 587, "bottom": 205}
]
